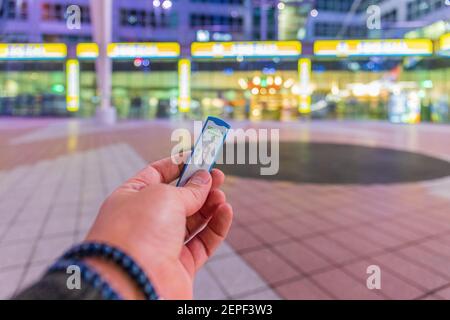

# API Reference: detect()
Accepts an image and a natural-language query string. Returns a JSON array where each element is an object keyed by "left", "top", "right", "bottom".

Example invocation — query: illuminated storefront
[
  {"left": 188, "top": 38, "right": 447, "bottom": 123},
  {"left": 0, "top": 38, "right": 448, "bottom": 123},
  {"left": 190, "top": 41, "right": 304, "bottom": 121},
  {"left": 311, "top": 38, "right": 449, "bottom": 123},
  {"left": 76, "top": 42, "right": 180, "bottom": 119},
  {"left": 0, "top": 43, "right": 68, "bottom": 116}
]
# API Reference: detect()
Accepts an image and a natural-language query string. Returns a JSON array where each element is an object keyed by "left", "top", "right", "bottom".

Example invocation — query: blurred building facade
[
  {"left": 1, "top": 0, "right": 449, "bottom": 44},
  {"left": 278, "top": 0, "right": 449, "bottom": 40},
  {"left": 0, "top": 0, "right": 449, "bottom": 122},
  {"left": 0, "top": 0, "right": 279, "bottom": 47}
]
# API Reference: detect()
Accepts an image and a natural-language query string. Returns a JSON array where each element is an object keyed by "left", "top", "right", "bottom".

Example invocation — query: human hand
[{"left": 85, "top": 153, "right": 233, "bottom": 299}]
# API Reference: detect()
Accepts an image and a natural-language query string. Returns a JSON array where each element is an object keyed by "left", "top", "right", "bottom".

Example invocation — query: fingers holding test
[
  {"left": 210, "top": 168, "right": 225, "bottom": 189},
  {"left": 120, "top": 153, "right": 189, "bottom": 191},
  {"left": 185, "top": 189, "right": 226, "bottom": 238},
  {"left": 185, "top": 202, "right": 233, "bottom": 271},
  {"left": 177, "top": 170, "right": 212, "bottom": 215}
]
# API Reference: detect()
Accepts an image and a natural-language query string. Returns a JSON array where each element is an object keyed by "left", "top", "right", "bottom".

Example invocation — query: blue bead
[
  {"left": 144, "top": 283, "right": 153, "bottom": 294},
  {"left": 101, "top": 285, "right": 111, "bottom": 298},
  {"left": 122, "top": 256, "right": 132, "bottom": 268},
  {"left": 100, "top": 245, "right": 108, "bottom": 255},
  {"left": 130, "top": 264, "right": 139, "bottom": 275},
  {"left": 112, "top": 250, "right": 123, "bottom": 261},
  {"left": 93, "top": 277, "right": 101, "bottom": 288},
  {"left": 84, "top": 269, "right": 93, "bottom": 281},
  {"left": 138, "top": 273, "right": 146, "bottom": 285},
  {"left": 104, "top": 246, "right": 113, "bottom": 254}
]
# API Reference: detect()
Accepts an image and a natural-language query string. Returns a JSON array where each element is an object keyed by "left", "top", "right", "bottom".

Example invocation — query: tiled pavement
[{"left": 0, "top": 118, "right": 450, "bottom": 300}]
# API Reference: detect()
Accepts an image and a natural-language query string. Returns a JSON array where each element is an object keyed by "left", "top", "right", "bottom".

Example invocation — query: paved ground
[{"left": 1, "top": 118, "right": 450, "bottom": 300}]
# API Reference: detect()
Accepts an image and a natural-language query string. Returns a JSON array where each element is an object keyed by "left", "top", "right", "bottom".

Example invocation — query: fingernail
[{"left": 190, "top": 170, "right": 211, "bottom": 185}]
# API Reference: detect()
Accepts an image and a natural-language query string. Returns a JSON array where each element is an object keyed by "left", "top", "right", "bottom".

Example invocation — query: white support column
[
  {"left": 243, "top": 0, "right": 253, "bottom": 40},
  {"left": 298, "top": 58, "right": 312, "bottom": 115},
  {"left": 178, "top": 59, "right": 191, "bottom": 113},
  {"left": 28, "top": 0, "right": 42, "bottom": 42},
  {"left": 90, "top": 0, "right": 116, "bottom": 124},
  {"left": 66, "top": 59, "right": 80, "bottom": 113},
  {"left": 260, "top": 0, "right": 268, "bottom": 40}
]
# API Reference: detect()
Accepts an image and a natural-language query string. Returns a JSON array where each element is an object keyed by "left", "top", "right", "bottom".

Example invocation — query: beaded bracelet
[
  {"left": 48, "top": 258, "right": 122, "bottom": 300},
  {"left": 60, "top": 242, "right": 159, "bottom": 300}
]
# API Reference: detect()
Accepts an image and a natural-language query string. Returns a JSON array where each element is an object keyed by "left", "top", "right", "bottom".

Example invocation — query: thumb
[{"left": 177, "top": 170, "right": 212, "bottom": 216}]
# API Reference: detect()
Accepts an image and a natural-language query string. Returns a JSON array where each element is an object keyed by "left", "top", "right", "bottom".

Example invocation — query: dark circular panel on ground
[{"left": 216, "top": 142, "right": 450, "bottom": 185}]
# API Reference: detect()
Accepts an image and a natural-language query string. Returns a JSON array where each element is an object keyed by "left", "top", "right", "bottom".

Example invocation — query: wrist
[
  {"left": 46, "top": 258, "right": 122, "bottom": 300},
  {"left": 85, "top": 234, "right": 172, "bottom": 298},
  {"left": 85, "top": 258, "right": 144, "bottom": 300},
  {"left": 60, "top": 242, "right": 160, "bottom": 300}
]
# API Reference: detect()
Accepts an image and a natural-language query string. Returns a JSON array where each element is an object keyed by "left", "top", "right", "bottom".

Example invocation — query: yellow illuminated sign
[
  {"left": 191, "top": 41, "right": 301, "bottom": 59},
  {"left": 76, "top": 43, "right": 99, "bottom": 59},
  {"left": 314, "top": 39, "right": 433, "bottom": 57},
  {"left": 178, "top": 59, "right": 191, "bottom": 112},
  {"left": 298, "top": 58, "right": 311, "bottom": 114},
  {"left": 107, "top": 42, "right": 180, "bottom": 59},
  {"left": 439, "top": 33, "right": 450, "bottom": 56},
  {"left": 0, "top": 43, "right": 67, "bottom": 60},
  {"left": 66, "top": 59, "right": 80, "bottom": 112}
]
